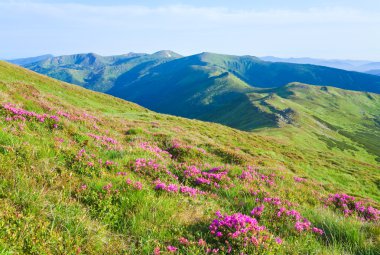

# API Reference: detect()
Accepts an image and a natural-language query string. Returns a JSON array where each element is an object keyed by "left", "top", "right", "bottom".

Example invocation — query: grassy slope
[
  {"left": 248, "top": 84, "right": 380, "bottom": 200},
  {"left": 0, "top": 61, "right": 379, "bottom": 254}
]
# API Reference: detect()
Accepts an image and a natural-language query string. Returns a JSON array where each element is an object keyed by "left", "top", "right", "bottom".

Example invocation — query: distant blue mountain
[
  {"left": 8, "top": 54, "right": 54, "bottom": 66},
  {"left": 260, "top": 56, "right": 380, "bottom": 72}
]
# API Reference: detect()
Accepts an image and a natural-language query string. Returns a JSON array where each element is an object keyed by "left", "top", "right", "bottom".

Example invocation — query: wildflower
[
  {"left": 251, "top": 205, "right": 265, "bottom": 217},
  {"left": 294, "top": 177, "right": 306, "bottom": 183},
  {"left": 103, "top": 183, "right": 112, "bottom": 191},
  {"left": 179, "top": 237, "right": 190, "bottom": 245},
  {"left": 198, "top": 239, "right": 206, "bottom": 246},
  {"left": 312, "top": 227, "right": 324, "bottom": 235},
  {"left": 133, "top": 181, "right": 143, "bottom": 190},
  {"left": 166, "top": 184, "right": 179, "bottom": 193},
  {"left": 275, "top": 237, "right": 283, "bottom": 244},
  {"left": 153, "top": 247, "right": 161, "bottom": 255},
  {"left": 154, "top": 180, "right": 167, "bottom": 190},
  {"left": 294, "top": 219, "right": 311, "bottom": 232},
  {"left": 167, "top": 245, "right": 177, "bottom": 252},
  {"left": 50, "top": 115, "right": 59, "bottom": 121},
  {"left": 195, "top": 177, "right": 211, "bottom": 185}
]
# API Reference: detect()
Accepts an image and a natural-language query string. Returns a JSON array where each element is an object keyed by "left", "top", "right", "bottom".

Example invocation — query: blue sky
[{"left": 1, "top": 0, "right": 380, "bottom": 60}]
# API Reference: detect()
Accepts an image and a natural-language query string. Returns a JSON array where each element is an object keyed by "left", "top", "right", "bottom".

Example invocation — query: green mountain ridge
[
  {"left": 23, "top": 51, "right": 380, "bottom": 95},
  {"left": 25, "top": 51, "right": 182, "bottom": 92}
]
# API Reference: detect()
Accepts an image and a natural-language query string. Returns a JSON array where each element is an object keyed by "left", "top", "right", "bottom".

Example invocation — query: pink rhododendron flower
[{"left": 167, "top": 245, "right": 177, "bottom": 252}]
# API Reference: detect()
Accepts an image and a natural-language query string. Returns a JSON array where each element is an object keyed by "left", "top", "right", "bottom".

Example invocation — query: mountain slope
[
  {"left": 0, "top": 61, "right": 379, "bottom": 254},
  {"left": 24, "top": 50, "right": 182, "bottom": 92},
  {"left": 249, "top": 83, "right": 380, "bottom": 163}
]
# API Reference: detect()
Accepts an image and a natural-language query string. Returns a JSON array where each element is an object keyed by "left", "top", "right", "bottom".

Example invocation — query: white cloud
[{"left": 0, "top": 1, "right": 379, "bottom": 59}]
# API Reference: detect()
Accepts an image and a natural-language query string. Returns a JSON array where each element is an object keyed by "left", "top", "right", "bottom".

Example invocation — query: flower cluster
[
  {"left": 167, "top": 139, "right": 207, "bottom": 161},
  {"left": 126, "top": 178, "right": 143, "bottom": 190},
  {"left": 293, "top": 177, "right": 306, "bottom": 183},
  {"left": 3, "top": 103, "right": 59, "bottom": 128},
  {"left": 250, "top": 196, "right": 323, "bottom": 236},
  {"left": 209, "top": 211, "right": 278, "bottom": 253},
  {"left": 139, "top": 142, "right": 171, "bottom": 160},
  {"left": 74, "top": 149, "right": 117, "bottom": 171},
  {"left": 181, "top": 165, "right": 233, "bottom": 190},
  {"left": 325, "top": 193, "right": 380, "bottom": 221},
  {"left": 134, "top": 158, "right": 161, "bottom": 172},
  {"left": 154, "top": 179, "right": 206, "bottom": 196},
  {"left": 87, "top": 133, "right": 122, "bottom": 150},
  {"left": 239, "top": 166, "right": 277, "bottom": 187}
]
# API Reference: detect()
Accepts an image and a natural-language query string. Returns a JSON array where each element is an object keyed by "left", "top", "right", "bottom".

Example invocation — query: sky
[{"left": 1, "top": 0, "right": 380, "bottom": 60}]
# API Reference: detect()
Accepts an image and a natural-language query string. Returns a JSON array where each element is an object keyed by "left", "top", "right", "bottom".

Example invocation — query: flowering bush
[
  {"left": 208, "top": 211, "right": 279, "bottom": 253},
  {"left": 179, "top": 165, "right": 233, "bottom": 190},
  {"left": 88, "top": 133, "right": 122, "bottom": 150},
  {"left": 239, "top": 166, "right": 277, "bottom": 187},
  {"left": 325, "top": 193, "right": 380, "bottom": 221},
  {"left": 167, "top": 139, "right": 207, "bottom": 162},
  {"left": 154, "top": 179, "right": 206, "bottom": 196},
  {"left": 294, "top": 177, "right": 306, "bottom": 183},
  {"left": 2, "top": 103, "right": 60, "bottom": 128},
  {"left": 249, "top": 196, "right": 324, "bottom": 236},
  {"left": 139, "top": 142, "right": 172, "bottom": 160}
]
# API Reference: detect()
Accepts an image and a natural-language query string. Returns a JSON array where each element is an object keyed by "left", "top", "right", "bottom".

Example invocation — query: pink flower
[
  {"left": 294, "top": 177, "right": 306, "bottom": 183},
  {"left": 312, "top": 227, "right": 324, "bottom": 235},
  {"left": 251, "top": 205, "right": 265, "bottom": 217},
  {"left": 133, "top": 181, "right": 143, "bottom": 190},
  {"left": 167, "top": 245, "right": 177, "bottom": 253},
  {"left": 275, "top": 237, "right": 283, "bottom": 244},
  {"left": 153, "top": 247, "right": 160, "bottom": 255},
  {"left": 102, "top": 183, "right": 112, "bottom": 192},
  {"left": 166, "top": 184, "right": 179, "bottom": 192},
  {"left": 198, "top": 239, "right": 206, "bottom": 246},
  {"left": 179, "top": 237, "right": 190, "bottom": 245}
]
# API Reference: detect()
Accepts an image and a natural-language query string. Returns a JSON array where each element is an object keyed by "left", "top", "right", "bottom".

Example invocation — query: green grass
[{"left": 0, "top": 61, "right": 379, "bottom": 254}]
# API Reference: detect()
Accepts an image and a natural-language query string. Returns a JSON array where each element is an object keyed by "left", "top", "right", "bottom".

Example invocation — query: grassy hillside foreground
[{"left": 0, "top": 61, "right": 379, "bottom": 254}]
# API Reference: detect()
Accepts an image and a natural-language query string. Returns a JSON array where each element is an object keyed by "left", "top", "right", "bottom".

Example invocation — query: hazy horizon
[
  {"left": 3, "top": 51, "right": 379, "bottom": 63},
  {"left": 1, "top": 0, "right": 380, "bottom": 60}
]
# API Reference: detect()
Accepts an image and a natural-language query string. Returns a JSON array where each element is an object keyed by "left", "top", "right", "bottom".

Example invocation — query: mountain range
[
  {"left": 18, "top": 52, "right": 380, "bottom": 94},
  {"left": 260, "top": 56, "right": 380, "bottom": 74}
]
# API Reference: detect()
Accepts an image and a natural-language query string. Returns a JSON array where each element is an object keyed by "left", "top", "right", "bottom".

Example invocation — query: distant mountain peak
[{"left": 152, "top": 50, "right": 182, "bottom": 58}]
